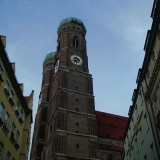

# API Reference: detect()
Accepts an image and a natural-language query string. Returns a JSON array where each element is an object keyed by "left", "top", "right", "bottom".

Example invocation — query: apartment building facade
[
  {"left": 123, "top": 0, "right": 160, "bottom": 159},
  {"left": 0, "top": 35, "right": 33, "bottom": 160}
]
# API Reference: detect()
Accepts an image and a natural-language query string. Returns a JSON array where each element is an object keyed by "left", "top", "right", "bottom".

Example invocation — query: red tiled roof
[
  {"left": 95, "top": 110, "right": 128, "bottom": 141},
  {"left": 99, "top": 144, "right": 123, "bottom": 152}
]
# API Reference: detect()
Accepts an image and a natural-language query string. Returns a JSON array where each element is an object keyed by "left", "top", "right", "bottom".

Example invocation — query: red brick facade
[{"left": 30, "top": 18, "right": 128, "bottom": 160}]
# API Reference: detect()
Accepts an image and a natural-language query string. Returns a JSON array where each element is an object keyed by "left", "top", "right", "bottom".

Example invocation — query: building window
[
  {"left": 107, "top": 154, "right": 114, "bottom": 160},
  {"left": 19, "top": 109, "right": 24, "bottom": 123},
  {"left": 0, "top": 102, "right": 5, "bottom": 119},
  {"left": 150, "top": 143, "right": 157, "bottom": 160},
  {"left": 9, "top": 90, "right": 14, "bottom": 100},
  {"left": 135, "top": 138, "right": 139, "bottom": 154},
  {"left": 3, "top": 112, "right": 10, "bottom": 133},
  {"left": 0, "top": 63, "right": 4, "bottom": 82},
  {"left": 6, "top": 152, "right": 11, "bottom": 160},
  {"left": 135, "top": 105, "right": 139, "bottom": 119},
  {"left": 154, "top": 97, "right": 160, "bottom": 111},
  {"left": 12, "top": 123, "right": 16, "bottom": 133},
  {"left": 50, "top": 124, "right": 52, "bottom": 132},
  {"left": 76, "top": 144, "right": 79, "bottom": 149},
  {"left": 147, "top": 68, "right": 151, "bottom": 78},
  {"left": 0, "top": 63, "right": 4, "bottom": 77},
  {"left": 4, "top": 112, "right": 10, "bottom": 128},
  {"left": 157, "top": 29, "right": 160, "bottom": 40},
  {"left": 10, "top": 123, "right": 16, "bottom": 143},
  {"left": 4, "top": 80, "right": 10, "bottom": 96},
  {"left": 152, "top": 51, "right": 157, "bottom": 60},
  {"left": 144, "top": 154, "right": 147, "bottom": 160},
  {"left": 16, "top": 130, "right": 20, "bottom": 143},
  {"left": 0, "top": 142, "right": 4, "bottom": 160},
  {"left": 9, "top": 89, "right": 14, "bottom": 106},
  {"left": 73, "top": 36, "right": 79, "bottom": 47},
  {"left": 144, "top": 113, "right": 150, "bottom": 132},
  {"left": 20, "top": 110, "right": 23, "bottom": 118},
  {"left": 139, "top": 127, "right": 144, "bottom": 144},
  {"left": 15, "top": 102, "right": 20, "bottom": 117},
  {"left": 139, "top": 89, "right": 144, "bottom": 106}
]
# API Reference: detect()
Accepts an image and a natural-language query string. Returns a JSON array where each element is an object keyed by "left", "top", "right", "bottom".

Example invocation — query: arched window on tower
[
  {"left": 107, "top": 154, "right": 115, "bottom": 160},
  {"left": 57, "top": 42, "right": 60, "bottom": 52},
  {"left": 73, "top": 36, "right": 79, "bottom": 47}
]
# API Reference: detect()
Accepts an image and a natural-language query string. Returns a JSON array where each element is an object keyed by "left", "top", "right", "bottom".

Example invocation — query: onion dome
[
  {"left": 57, "top": 17, "right": 86, "bottom": 34},
  {"left": 43, "top": 51, "right": 57, "bottom": 66}
]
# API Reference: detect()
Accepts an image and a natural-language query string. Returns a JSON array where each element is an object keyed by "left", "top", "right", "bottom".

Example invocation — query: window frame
[
  {"left": 0, "top": 102, "right": 5, "bottom": 119},
  {"left": 4, "top": 112, "right": 10, "bottom": 128},
  {"left": 0, "top": 142, "right": 4, "bottom": 160},
  {"left": 16, "top": 130, "right": 20, "bottom": 143},
  {"left": 73, "top": 36, "right": 79, "bottom": 47},
  {"left": 0, "top": 63, "right": 4, "bottom": 76},
  {"left": 4, "top": 80, "right": 10, "bottom": 91},
  {"left": 6, "top": 151, "right": 11, "bottom": 160}
]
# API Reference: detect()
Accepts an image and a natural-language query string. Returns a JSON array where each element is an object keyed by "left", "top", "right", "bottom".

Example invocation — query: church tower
[{"left": 30, "top": 17, "right": 98, "bottom": 160}]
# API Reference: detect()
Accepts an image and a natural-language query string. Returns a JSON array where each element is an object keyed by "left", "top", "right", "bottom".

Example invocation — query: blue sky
[{"left": 0, "top": 0, "right": 153, "bottom": 119}]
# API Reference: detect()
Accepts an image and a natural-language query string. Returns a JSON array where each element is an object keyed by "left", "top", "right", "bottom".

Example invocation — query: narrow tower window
[
  {"left": 57, "top": 42, "right": 60, "bottom": 52},
  {"left": 107, "top": 154, "right": 114, "bottom": 160},
  {"left": 76, "top": 144, "right": 79, "bottom": 149},
  {"left": 73, "top": 36, "right": 79, "bottom": 47},
  {"left": 50, "top": 124, "right": 52, "bottom": 132}
]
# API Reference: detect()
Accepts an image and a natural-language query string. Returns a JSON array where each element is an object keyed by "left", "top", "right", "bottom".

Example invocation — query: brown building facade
[{"left": 30, "top": 17, "right": 128, "bottom": 160}]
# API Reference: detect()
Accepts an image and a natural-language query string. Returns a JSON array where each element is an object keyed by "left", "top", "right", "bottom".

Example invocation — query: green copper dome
[
  {"left": 43, "top": 51, "right": 57, "bottom": 66},
  {"left": 57, "top": 17, "right": 86, "bottom": 34}
]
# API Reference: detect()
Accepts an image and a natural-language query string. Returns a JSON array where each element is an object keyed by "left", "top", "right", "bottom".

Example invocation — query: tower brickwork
[
  {"left": 30, "top": 17, "right": 128, "bottom": 160},
  {"left": 30, "top": 17, "right": 98, "bottom": 160}
]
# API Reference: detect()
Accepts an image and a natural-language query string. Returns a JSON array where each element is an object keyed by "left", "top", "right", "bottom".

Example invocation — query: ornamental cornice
[
  {"left": 145, "top": 52, "right": 160, "bottom": 100},
  {"left": 99, "top": 138, "right": 123, "bottom": 147}
]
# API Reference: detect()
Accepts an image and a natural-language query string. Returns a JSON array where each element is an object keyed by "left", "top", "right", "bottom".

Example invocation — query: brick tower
[{"left": 30, "top": 17, "right": 98, "bottom": 160}]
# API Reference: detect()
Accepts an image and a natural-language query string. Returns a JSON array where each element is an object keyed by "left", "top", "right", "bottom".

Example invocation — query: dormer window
[{"left": 73, "top": 36, "right": 79, "bottom": 47}]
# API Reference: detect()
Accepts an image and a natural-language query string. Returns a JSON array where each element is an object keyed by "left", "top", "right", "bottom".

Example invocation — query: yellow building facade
[{"left": 0, "top": 35, "right": 33, "bottom": 160}]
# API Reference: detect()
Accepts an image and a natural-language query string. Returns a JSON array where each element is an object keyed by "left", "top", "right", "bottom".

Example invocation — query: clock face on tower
[
  {"left": 71, "top": 55, "right": 82, "bottom": 65},
  {"left": 54, "top": 60, "right": 59, "bottom": 73}
]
